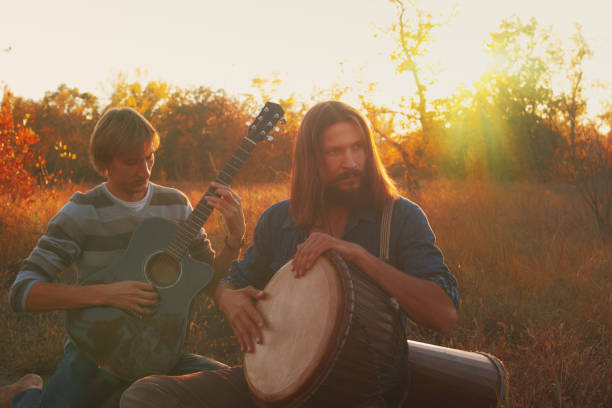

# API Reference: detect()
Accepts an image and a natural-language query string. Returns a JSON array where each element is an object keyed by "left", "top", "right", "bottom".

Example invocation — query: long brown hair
[{"left": 290, "top": 101, "right": 398, "bottom": 228}]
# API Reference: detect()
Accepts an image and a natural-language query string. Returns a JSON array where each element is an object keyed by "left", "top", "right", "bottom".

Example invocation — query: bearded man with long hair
[{"left": 120, "top": 101, "right": 459, "bottom": 407}]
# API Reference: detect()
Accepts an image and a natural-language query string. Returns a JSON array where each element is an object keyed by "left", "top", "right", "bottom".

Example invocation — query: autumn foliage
[{"left": 0, "top": 91, "right": 42, "bottom": 202}]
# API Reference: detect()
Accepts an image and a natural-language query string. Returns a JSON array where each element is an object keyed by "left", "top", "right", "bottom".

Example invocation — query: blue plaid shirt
[{"left": 223, "top": 197, "right": 459, "bottom": 309}]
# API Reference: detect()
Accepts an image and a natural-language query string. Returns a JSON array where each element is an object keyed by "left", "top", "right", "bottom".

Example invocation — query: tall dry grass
[
  {"left": 1, "top": 180, "right": 610, "bottom": 407},
  {"left": 413, "top": 181, "right": 611, "bottom": 407}
]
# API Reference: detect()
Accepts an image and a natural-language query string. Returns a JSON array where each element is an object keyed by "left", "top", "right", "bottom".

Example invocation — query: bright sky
[{"left": 1, "top": 0, "right": 611, "bottom": 115}]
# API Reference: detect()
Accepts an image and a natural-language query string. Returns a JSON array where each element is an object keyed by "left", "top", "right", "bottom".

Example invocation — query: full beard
[{"left": 323, "top": 171, "right": 373, "bottom": 210}]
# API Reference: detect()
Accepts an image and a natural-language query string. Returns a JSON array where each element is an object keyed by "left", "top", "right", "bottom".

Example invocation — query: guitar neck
[{"left": 166, "top": 136, "right": 258, "bottom": 259}]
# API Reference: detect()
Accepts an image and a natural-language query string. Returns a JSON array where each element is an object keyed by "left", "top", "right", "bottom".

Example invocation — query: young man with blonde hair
[
  {"left": 120, "top": 101, "right": 459, "bottom": 407},
  {"left": 2, "top": 107, "right": 246, "bottom": 407}
]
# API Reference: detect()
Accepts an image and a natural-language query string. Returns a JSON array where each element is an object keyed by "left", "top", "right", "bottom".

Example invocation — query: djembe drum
[
  {"left": 405, "top": 340, "right": 507, "bottom": 407},
  {"left": 244, "top": 251, "right": 407, "bottom": 407}
]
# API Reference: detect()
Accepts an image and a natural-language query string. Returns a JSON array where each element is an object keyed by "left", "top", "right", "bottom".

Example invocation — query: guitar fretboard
[{"left": 165, "top": 137, "right": 257, "bottom": 259}]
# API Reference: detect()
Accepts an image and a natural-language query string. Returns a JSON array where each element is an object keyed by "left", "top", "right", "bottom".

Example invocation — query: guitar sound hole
[{"left": 145, "top": 252, "right": 180, "bottom": 288}]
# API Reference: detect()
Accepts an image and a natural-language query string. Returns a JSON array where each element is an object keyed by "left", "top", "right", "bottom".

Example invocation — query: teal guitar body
[
  {"left": 65, "top": 217, "right": 214, "bottom": 380},
  {"left": 64, "top": 102, "right": 285, "bottom": 381}
]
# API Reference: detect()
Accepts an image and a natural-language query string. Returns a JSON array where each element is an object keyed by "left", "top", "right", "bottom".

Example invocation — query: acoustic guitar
[{"left": 65, "top": 102, "right": 285, "bottom": 381}]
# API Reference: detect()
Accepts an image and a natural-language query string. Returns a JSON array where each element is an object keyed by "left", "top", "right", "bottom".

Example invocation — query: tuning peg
[
  {"left": 267, "top": 135, "right": 274, "bottom": 142},
  {"left": 245, "top": 121, "right": 252, "bottom": 126},
  {"left": 280, "top": 118, "right": 287, "bottom": 125},
  {"left": 274, "top": 126, "right": 280, "bottom": 132},
  {"left": 264, "top": 106, "right": 270, "bottom": 112},
  {"left": 251, "top": 112, "right": 258, "bottom": 117}
]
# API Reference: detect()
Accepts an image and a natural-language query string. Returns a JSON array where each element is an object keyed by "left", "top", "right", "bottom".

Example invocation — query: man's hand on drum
[
  {"left": 217, "top": 285, "right": 266, "bottom": 352},
  {"left": 292, "top": 232, "right": 362, "bottom": 278},
  {"left": 205, "top": 182, "right": 246, "bottom": 245}
]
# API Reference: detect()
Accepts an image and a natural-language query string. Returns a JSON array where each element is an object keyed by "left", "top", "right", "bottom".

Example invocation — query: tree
[
  {"left": 38, "top": 85, "right": 98, "bottom": 181},
  {"left": 557, "top": 25, "right": 592, "bottom": 157},
  {"left": 479, "top": 16, "right": 561, "bottom": 181},
  {"left": 364, "top": 0, "right": 455, "bottom": 185},
  {"left": 0, "top": 91, "right": 42, "bottom": 202},
  {"left": 388, "top": 0, "right": 453, "bottom": 136},
  {"left": 155, "top": 86, "right": 251, "bottom": 181},
  {"left": 572, "top": 124, "right": 612, "bottom": 240},
  {"left": 247, "top": 75, "right": 306, "bottom": 182},
  {"left": 434, "top": 87, "right": 495, "bottom": 180},
  {"left": 105, "top": 71, "right": 170, "bottom": 123},
  {"left": 556, "top": 27, "right": 611, "bottom": 240}
]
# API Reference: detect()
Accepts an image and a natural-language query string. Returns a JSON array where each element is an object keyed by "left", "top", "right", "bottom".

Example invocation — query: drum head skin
[{"left": 244, "top": 256, "right": 344, "bottom": 405}]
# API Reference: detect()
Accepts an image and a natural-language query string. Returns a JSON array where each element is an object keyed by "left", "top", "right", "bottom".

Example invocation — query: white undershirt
[{"left": 103, "top": 182, "right": 152, "bottom": 211}]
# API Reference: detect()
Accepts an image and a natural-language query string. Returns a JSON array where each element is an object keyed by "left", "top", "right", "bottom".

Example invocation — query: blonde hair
[
  {"left": 89, "top": 107, "right": 160, "bottom": 176},
  {"left": 290, "top": 101, "right": 398, "bottom": 229}
]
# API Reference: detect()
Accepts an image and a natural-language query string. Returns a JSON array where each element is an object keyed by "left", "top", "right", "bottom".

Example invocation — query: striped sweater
[{"left": 9, "top": 182, "right": 214, "bottom": 312}]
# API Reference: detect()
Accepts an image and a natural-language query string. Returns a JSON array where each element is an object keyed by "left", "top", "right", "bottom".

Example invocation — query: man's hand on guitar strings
[
  {"left": 97, "top": 280, "right": 159, "bottom": 317},
  {"left": 205, "top": 182, "right": 246, "bottom": 247}
]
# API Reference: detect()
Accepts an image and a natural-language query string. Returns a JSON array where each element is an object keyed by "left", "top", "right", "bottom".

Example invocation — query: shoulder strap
[{"left": 379, "top": 198, "right": 395, "bottom": 263}]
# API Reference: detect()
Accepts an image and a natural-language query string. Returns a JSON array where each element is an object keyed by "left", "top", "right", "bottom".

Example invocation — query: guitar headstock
[{"left": 246, "top": 102, "right": 285, "bottom": 143}]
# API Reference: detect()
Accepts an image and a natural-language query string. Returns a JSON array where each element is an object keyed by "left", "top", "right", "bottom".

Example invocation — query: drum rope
[
  {"left": 356, "top": 313, "right": 388, "bottom": 408},
  {"left": 381, "top": 198, "right": 413, "bottom": 407}
]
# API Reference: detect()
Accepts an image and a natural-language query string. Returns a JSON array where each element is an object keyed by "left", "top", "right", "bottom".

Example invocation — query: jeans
[
  {"left": 119, "top": 366, "right": 254, "bottom": 408},
  {"left": 11, "top": 342, "right": 227, "bottom": 408}
]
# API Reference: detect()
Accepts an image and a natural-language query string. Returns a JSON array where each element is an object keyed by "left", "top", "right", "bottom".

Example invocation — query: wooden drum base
[{"left": 404, "top": 340, "right": 507, "bottom": 408}]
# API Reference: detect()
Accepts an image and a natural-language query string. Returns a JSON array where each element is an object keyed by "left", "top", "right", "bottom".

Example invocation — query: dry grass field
[{"left": 1, "top": 180, "right": 610, "bottom": 407}]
